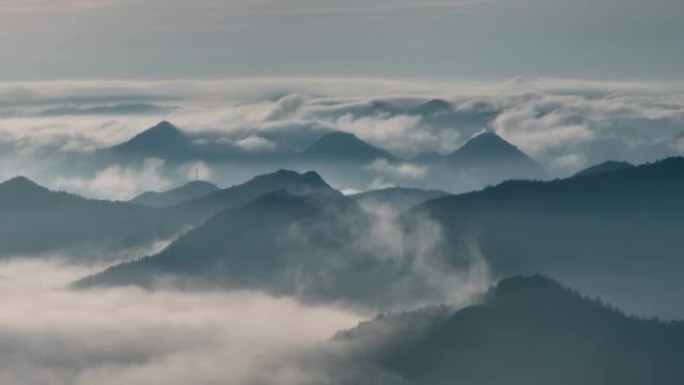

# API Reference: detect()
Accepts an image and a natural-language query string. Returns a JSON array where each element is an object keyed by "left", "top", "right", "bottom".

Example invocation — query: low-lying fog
[{"left": 0, "top": 258, "right": 361, "bottom": 385}]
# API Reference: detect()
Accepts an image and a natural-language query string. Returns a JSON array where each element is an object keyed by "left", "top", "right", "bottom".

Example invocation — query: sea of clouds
[
  {"left": 0, "top": 257, "right": 362, "bottom": 385},
  {"left": 1, "top": 77, "right": 683, "bottom": 199}
]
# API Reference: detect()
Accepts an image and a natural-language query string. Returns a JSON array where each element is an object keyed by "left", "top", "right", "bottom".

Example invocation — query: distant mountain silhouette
[
  {"left": 411, "top": 132, "right": 546, "bottom": 192},
  {"left": 180, "top": 169, "right": 338, "bottom": 216},
  {"left": 413, "top": 157, "right": 684, "bottom": 317},
  {"left": 77, "top": 190, "right": 369, "bottom": 301},
  {"left": 332, "top": 275, "right": 684, "bottom": 385},
  {"left": 78, "top": 181, "right": 457, "bottom": 309},
  {"left": 351, "top": 187, "right": 451, "bottom": 213},
  {"left": 97, "top": 121, "right": 290, "bottom": 165},
  {"left": 0, "top": 176, "right": 63, "bottom": 209},
  {"left": 0, "top": 176, "right": 202, "bottom": 259},
  {"left": 446, "top": 132, "right": 545, "bottom": 177},
  {"left": 130, "top": 181, "right": 219, "bottom": 208},
  {"left": 104, "top": 121, "right": 193, "bottom": 160},
  {"left": 412, "top": 99, "right": 452, "bottom": 115},
  {"left": 573, "top": 160, "right": 634, "bottom": 177},
  {"left": 300, "top": 131, "right": 398, "bottom": 163}
]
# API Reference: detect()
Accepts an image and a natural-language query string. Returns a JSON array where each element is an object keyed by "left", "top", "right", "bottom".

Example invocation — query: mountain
[
  {"left": 76, "top": 190, "right": 376, "bottom": 305},
  {"left": 0, "top": 176, "right": 202, "bottom": 259},
  {"left": 351, "top": 187, "right": 451, "bottom": 213},
  {"left": 446, "top": 132, "right": 545, "bottom": 177},
  {"left": 412, "top": 132, "right": 547, "bottom": 191},
  {"left": 330, "top": 275, "right": 684, "bottom": 385},
  {"left": 300, "top": 131, "right": 399, "bottom": 163},
  {"left": 77, "top": 182, "right": 457, "bottom": 309},
  {"left": 104, "top": 121, "right": 194, "bottom": 160},
  {"left": 411, "top": 99, "right": 453, "bottom": 116},
  {"left": 130, "top": 181, "right": 219, "bottom": 208},
  {"left": 180, "top": 169, "right": 338, "bottom": 216},
  {"left": 0, "top": 176, "right": 65, "bottom": 209},
  {"left": 97, "top": 121, "right": 290, "bottom": 165},
  {"left": 413, "top": 157, "right": 684, "bottom": 317},
  {"left": 573, "top": 160, "right": 634, "bottom": 177}
]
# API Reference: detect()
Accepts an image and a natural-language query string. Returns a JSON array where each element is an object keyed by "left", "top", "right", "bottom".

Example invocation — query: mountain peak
[
  {"left": 573, "top": 161, "right": 634, "bottom": 178},
  {"left": 460, "top": 132, "right": 517, "bottom": 153},
  {"left": 0, "top": 176, "right": 62, "bottom": 209},
  {"left": 108, "top": 121, "right": 189, "bottom": 156},
  {"left": 254, "top": 169, "right": 329, "bottom": 189},
  {"left": 446, "top": 131, "right": 543, "bottom": 173},
  {"left": 302, "top": 131, "right": 397, "bottom": 162},
  {"left": 485, "top": 275, "right": 582, "bottom": 311},
  {"left": 130, "top": 180, "right": 219, "bottom": 208},
  {"left": 138, "top": 121, "right": 183, "bottom": 140},
  {"left": 495, "top": 275, "right": 565, "bottom": 294},
  {"left": 419, "top": 98, "right": 452, "bottom": 115},
  {"left": 0, "top": 176, "right": 46, "bottom": 193}
]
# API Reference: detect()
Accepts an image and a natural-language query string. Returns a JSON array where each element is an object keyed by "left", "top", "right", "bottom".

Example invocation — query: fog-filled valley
[{"left": 2, "top": 78, "right": 684, "bottom": 384}]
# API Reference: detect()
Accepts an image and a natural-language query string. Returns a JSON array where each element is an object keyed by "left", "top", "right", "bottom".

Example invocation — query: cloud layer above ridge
[{"left": 2, "top": 77, "right": 683, "bottom": 180}]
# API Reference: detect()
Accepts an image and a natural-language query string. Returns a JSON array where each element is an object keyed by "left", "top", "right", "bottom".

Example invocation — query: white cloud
[
  {"left": 0, "top": 77, "right": 683, "bottom": 186},
  {"left": 57, "top": 158, "right": 171, "bottom": 200},
  {"left": 364, "top": 159, "right": 428, "bottom": 179},
  {"left": 0, "top": 259, "right": 360, "bottom": 385},
  {"left": 335, "top": 114, "right": 428, "bottom": 157},
  {"left": 370, "top": 178, "right": 395, "bottom": 190},
  {"left": 235, "top": 136, "right": 278, "bottom": 152}
]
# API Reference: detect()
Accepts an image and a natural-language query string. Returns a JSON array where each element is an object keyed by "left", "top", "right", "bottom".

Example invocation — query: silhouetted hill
[
  {"left": 331, "top": 276, "right": 684, "bottom": 385},
  {"left": 181, "top": 169, "right": 339, "bottom": 216},
  {"left": 300, "top": 131, "right": 398, "bottom": 163},
  {"left": 573, "top": 160, "right": 634, "bottom": 177},
  {"left": 0, "top": 176, "right": 203, "bottom": 259},
  {"left": 447, "top": 132, "right": 545, "bottom": 176},
  {"left": 97, "top": 121, "right": 290, "bottom": 165},
  {"left": 413, "top": 156, "right": 684, "bottom": 317},
  {"left": 77, "top": 190, "right": 366, "bottom": 300},
  {"left": 413, "top": 132, "right": 547, "bottom": 190},
  {"left": 412, "top": 99, "right": 452, "bottom": 115},
  {"left": 78, "top": 184, "right": 458, "bottom": 309},
  {"left": 130, "top": 181, "right": 219, "bottom": 208},
  {"left": 105, "top": 121, "right": 193, "bottom": 160},
  {"left": 0, "top": 176, "right": 74, "bottom": 209},
  {"left": 351, "top": 187, "right": 451, "bottom": 213}
]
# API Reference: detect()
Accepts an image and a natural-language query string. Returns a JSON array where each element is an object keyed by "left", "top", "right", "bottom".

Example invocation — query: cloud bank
[
  {"left": 1, "top": 77, "right": 683, "bottom": 196},
  {"left": 0, "top": 259, "right": 360, "bottom": 385}
]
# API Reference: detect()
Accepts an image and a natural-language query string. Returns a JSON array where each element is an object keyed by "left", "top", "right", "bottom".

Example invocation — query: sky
[{"left": 0, "top": 0, "right": 683, "bottom": 81}]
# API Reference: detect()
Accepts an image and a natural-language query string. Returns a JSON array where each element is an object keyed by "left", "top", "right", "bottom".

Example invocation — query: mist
[
  {"left": 2, "top": 78, "right": 683, "bottom": 199},
  {"left": 0, "top": 258, "right": 361, "bottom": 385}
]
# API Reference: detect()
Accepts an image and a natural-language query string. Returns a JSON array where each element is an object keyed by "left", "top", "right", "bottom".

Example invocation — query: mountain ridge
[
  {"left": 300, "top": 131, "right": 399, "bottom": 162},
  {"left": 330, "top": 275, "right": 684, "bottom": 385},
  {"left": 130, "top": 180, "right": 219, "bottom": 208}
]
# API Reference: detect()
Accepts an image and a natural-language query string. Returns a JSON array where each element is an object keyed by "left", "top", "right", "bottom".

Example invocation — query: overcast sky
[{"left": 0, "top": 0, "right": 682, "bottom": 81}]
